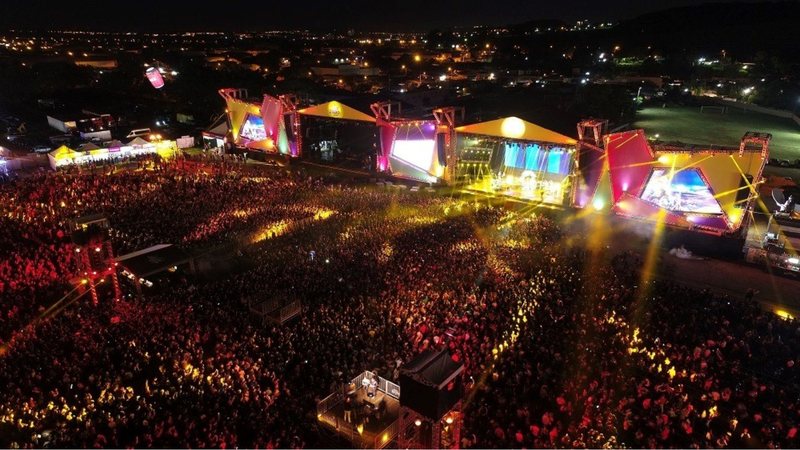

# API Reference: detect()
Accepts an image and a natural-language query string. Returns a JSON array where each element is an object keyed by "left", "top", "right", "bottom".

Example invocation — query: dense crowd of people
[{"left": 1, "top": 162, "right": 799, "bottom": 448}]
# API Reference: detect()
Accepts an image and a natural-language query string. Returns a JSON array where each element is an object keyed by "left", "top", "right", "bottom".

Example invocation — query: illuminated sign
[
  {"left": 327, "top": 102, "right": 343, "bottom": 118},
  {"left": 640, "top": 168, "right": 722, "bottom": 214},
  {"left": 500, "top": 117, "right": 525, "bottom": 138},
  {"left": 145, "top": 67, "right": 165, "bottom": 89}
]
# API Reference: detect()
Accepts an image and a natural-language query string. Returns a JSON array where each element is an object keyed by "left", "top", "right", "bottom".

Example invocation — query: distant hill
[
  {"left": 509, "top": 19, "right": 569, "bottom": 33},
  {"left": 611, "top": 1, "right": 800, "bottom": 56}
]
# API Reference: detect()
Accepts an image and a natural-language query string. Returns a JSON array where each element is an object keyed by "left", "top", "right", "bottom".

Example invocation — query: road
[{"left": 665, "top": 255, "right": 800, "bottom": 317}]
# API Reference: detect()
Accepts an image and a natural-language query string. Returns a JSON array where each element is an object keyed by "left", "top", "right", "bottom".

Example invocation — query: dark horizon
[{"left": 0, "top": 0, "right": 783, "bottom": 33}]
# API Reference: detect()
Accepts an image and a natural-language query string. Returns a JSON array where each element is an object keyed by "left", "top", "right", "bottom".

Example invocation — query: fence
[
  {"left": 713, "top": 98, "right": 800, "bottom": 127},
  {"left": 2, "top": 154, "right": 49, "bottom": 171},
  {"left": 275, "top": 300, "right": 301, "bottom": 323},
  {"left": 372, "top": 419, "right": 400, "bottom": 448},
  {"left": 248, "top": 298, "right": 302, "bottom": 325},
  {"left": 316, "top": 370, "right": 402, "bottom": 449}
]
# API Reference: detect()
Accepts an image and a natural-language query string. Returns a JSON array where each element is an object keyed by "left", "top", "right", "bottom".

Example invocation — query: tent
[
  {"left": 205, "top": 121, "right": 228, "bottom": 138},
  {"left": 48, "top": 139, "right": 178, "bottom": 170},
  {"left": 399, "top": 350, "right": 464, "bottom": 420},
  {"left": 48, "top": 144, "right": 82, "bottom": 170},
  {"left": 455, "top": 116, "right": 577, "bottom": 145},
  {"left": 127, "top": 136, "right": 150, "bottom": 147}
]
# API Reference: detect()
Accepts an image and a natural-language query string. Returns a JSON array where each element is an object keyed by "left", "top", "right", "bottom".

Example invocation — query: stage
[{"left": 317, "top": 371, "right": 401, "bottom": 448}]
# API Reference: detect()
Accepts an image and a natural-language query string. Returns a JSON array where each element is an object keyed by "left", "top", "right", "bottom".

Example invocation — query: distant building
[
  {"left": 311, "top": 65, "right": 381, "bottom": 77},
  {"left": 47, "top": 111, "right": 115, "bottom": 142},
  {"left": 74, "top": 58, "right": 118, "bottom": 69}
]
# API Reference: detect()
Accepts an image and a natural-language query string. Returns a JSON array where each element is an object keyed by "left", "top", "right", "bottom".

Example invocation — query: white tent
[{"left": 127, "top": 137, "right": 150, "bottom": 147}]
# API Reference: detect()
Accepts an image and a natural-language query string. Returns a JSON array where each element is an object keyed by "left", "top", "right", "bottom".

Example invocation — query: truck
[{"left": 745, "top": 211, "right": 800, "bottom": 276}]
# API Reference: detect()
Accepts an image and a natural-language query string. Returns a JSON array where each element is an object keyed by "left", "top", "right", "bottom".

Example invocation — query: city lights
[{"left": 0, "top": 9, "right": 796, "bottom": 450}]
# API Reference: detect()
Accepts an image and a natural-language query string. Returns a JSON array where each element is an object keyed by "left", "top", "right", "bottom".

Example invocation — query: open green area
[{"left": 633, "top": 106, "right": 800, "bottom": 161}]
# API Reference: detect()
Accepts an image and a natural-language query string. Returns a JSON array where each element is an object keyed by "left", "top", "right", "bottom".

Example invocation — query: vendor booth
[{"left": 48, "top": 140, "right": 178, "bottom": 170}]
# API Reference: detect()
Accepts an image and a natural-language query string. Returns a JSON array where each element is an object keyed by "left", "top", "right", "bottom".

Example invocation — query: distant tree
[{"left": 573, "top": 84, "right": 636, "bottom": 122}]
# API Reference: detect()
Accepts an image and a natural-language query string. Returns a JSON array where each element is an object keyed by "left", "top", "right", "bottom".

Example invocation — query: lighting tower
[
  {"left": 69, "top": 214, "right": 121, "bottom": 303},
  {"left": 279, "top": 94, "right": 302, "bottom": 157},
  {"left": 371, "top": 101, "right": 402, "bottom": 172},
  {"left": 433, "top": 106, "right": 465, "bottom": 184},
  {"left": 577, "top": 118, "right": 608, "bottom": 151}
]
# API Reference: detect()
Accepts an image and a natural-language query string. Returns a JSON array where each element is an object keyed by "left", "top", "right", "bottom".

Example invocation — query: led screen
[
  {"left": 240, "top": 114, "right": 267, "bottom": 141},
  {"left": 503, "top": 143, "right": 570, "bottom": 175},
  {"left": 640, "top": 168, "right": 722, "bottom": 214},
  {"left": 392, "top": 139, "right": 435, "bottom": 170}
]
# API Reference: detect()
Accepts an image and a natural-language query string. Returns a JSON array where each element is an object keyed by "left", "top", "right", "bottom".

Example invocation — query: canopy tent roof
[
  {"left": 49, "top": 144, "right": 81, "bottom": 159},
  {"left": 115, "top": 244, "right": 192, "bottom": 279},
  {"left": 127, "top": 137, "right": 150, "bottom": 147},
  {"left": 77, "top": 142, "right": 101, "bottom": 152},
  {"left": 204, "top": 121, "right": 228, "bottom": 137},
  {"left": 456, "top": 116, "right": 577, "bottom": 146},
  {"left": 203, "top": 113, "right": 229, "bottom": 138},
  {"left": 401, "top": 349, "right": 464, "bottom": 389},
  {"left": 298, "top": 100, "right": 376, "bottom": 122}
]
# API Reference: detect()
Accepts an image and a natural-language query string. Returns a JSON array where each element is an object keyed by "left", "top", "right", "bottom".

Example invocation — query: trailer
[{"left": 745, "top": 212, "right": 800, "bottom": 275}]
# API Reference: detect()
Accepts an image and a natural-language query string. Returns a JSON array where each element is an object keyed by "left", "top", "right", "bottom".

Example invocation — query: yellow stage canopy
[
  {"left": 49, "top": 144, "right": 81, "bottom": 159},
  {"left": 298, "top": 101, "right": 376, "bottom": 122},
  {"left": 456, "top": 116, "right": 577, "bottom": 146}
]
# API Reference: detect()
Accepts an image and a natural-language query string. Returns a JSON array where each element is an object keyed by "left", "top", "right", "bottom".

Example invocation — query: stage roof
[
  {"left": 116, "top": 244, "right": 192, "bottom": 278},
  {"left": 298, "top": 101, "right": 376, "bottom": 122},
  {"left": 455, "top": 116, "right": 577, "bottom": 146},
  {"left": 401, "top": 349, "right": 464, "bottom": 389}
]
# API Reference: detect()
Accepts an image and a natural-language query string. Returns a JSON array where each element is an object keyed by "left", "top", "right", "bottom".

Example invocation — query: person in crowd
[{"left": 0, "top": 158, "right": 798, "bottom": 449}]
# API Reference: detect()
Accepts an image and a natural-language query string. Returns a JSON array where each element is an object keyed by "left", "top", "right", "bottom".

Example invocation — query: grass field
[{"left": 633, "top": 106, "right": 800, "bottom": 161}]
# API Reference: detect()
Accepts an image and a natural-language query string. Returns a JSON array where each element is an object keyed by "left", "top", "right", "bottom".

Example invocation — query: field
[{"left": 633, "top": 106, "right": 800, "bottom": 161}]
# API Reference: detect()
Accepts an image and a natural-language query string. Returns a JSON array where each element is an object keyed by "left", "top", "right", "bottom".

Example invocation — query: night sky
[{"left": 0, "top": 0, "right": 775, "bottom": 31}]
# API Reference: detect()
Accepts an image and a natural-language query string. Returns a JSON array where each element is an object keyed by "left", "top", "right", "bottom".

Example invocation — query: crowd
[
  {"left": 1, "top": 162, "right": 799, "bottom": 448},
  {"left": 0, "top": 164, "right": 323, "bottom": 341}
]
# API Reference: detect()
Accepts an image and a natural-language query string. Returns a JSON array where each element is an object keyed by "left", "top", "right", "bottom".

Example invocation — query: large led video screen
[
  {"left": 392, "top": 139, "right": 436, "bottom": 170},
  {"left": 503, "top": 142, "right": 570, "bottom": 175},
  {"left": 640, "top": 168, "right": 722, "bottom": 214},
  {"left": 240, "top": 113, "right": 267, "bottom": 141}
]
